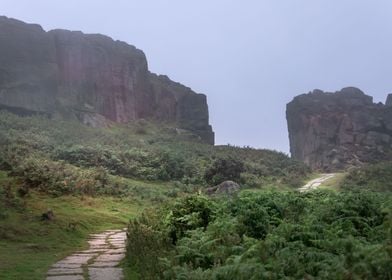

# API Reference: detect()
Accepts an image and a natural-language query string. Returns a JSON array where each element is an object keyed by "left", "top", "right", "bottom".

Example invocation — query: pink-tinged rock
[
  {"left": 0, "top": 16, "right": 214, "bottom": 144},
  {"left": 287, "top": 87, "right": 392, "bottom": 171}
]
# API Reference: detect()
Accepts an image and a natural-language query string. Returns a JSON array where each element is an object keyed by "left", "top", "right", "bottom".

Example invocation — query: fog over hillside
[{"left": 2, "top": 0, "right": 392, "bottom": 152}]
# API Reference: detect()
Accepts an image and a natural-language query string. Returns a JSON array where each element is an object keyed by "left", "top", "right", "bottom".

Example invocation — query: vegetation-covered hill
[
  {"left": 0, "top": 111, "right": 309, "bottom": 279},
  {"left": 0, "top": 111, "right": 310, "bottom": 197},
  {"left": 2, "top": 111, "right": 391, "bottom": 280}
]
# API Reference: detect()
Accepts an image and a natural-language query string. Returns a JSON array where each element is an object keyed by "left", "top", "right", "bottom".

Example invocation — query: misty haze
[{"left": 0, "top": 1, "right": 391, "bottom": 280}]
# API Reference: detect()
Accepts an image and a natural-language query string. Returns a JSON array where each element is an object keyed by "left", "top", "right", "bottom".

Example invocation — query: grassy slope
[
  {"left": 0, "top": 112, "right": 312, "bottom": 279},
  {"left": 317, "top": 172, "right": 347, "bottom": 191},
  {"left": 0, "top": 171, "right": 143, "bottom": 280}
]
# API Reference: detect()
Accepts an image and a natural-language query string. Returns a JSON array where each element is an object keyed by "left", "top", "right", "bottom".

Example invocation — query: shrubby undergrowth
[
  {"left": 126, "top": 191, "right": 392, "bottom": 279},
  {"left": 0, "top": 112, "right": 310, "bottom": 196},
  {"left": 342, "top": 162, "right": 392, "bottom": 192}
]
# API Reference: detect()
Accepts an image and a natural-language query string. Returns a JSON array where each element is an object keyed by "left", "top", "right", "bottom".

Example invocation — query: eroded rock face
[
  {"left": 386, "top": 94, "right": 392, "bottom": 107},
  {"left": 205, "top": 180, "right": 240, "bottom": 196},
  {"left": 286, "top": 87, "right": 392, "bottom": 171},
  {"left": 0, "top": 16, "right": 214, "bottom": 144}
]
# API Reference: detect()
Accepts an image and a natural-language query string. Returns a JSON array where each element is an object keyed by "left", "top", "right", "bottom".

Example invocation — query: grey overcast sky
[{"left": 2, "top": 1, "right": 392, "bottom": 153}]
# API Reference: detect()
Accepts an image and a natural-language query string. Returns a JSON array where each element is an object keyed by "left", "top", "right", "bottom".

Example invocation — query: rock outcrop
[
  {"left": 205, "top": 181, "right": 240, "bottom": 196},
  {"left": 287, "top": 87, "right": 392, "bottom": 171},
  {"left": 386, "top": 94, "right": 392, "bottom": 107},
  {"left": 0, "top": 16, "right": 214, "bottom": 144}
]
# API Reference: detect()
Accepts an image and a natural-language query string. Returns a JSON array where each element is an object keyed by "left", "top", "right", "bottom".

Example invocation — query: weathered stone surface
[
  {"left": 149, "top": 74, "right": 214, "bottom": 144},
  {"left": 47, "top": 268, "right": 84, "bottom": 275},
  {"left": 95, "top": 253, "right": 125, "bottom": 263},
  {"left": 59, "top": 254, "right": 96, "bottom": 264},
  {"left": 206, "top": 180, "right": 240, "bottom": 195},
  {"left": 51, "top": 263, "right": 82, "bottom": 269},
  {"left": 109, "top": 241, "right": 125, "bottom": 246},
  {"left": 386, "top": 94, "right": 392, "bottom": 107},
  {"left": 89, "top": 268, "right": 124, "bottom": 280},
  {"left": 88, "top": 239, "right": 107, "bottom": 246},
  {"left": 46, "top": 276, "right": 84, "bottom": 280},
  {"left": 89, "top": 262, "right": 121, "bottom": 268},
  {"left": 76, "top": 249, "right": 107, "bottom": 254},
  {"left": 286, "top": 87, "right": 392, "bottom": 171},
  {"left": 106, "top": 248, "right": 126, "bottom": 254},
  {"left": 0, "top": 16, "right": 214, "bottom": 144},
  {"left": 48, "top": 229, "right": 127, "bottom": 279}
]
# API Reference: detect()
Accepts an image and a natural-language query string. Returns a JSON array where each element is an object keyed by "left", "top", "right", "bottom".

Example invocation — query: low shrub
[
  {"left": 127, "top": 190, "right": 392, "bottom": 279},
  {"left": 341, "top": 162, "right": 392, "bottom": 192}
]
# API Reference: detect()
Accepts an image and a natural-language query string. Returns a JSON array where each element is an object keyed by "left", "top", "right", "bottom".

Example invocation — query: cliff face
[
  {"left": 287, "top": 87, "right": 392, "bottom": 171},
  {"left": 0, "top": 16, "right": 214, "bottom": 144}
]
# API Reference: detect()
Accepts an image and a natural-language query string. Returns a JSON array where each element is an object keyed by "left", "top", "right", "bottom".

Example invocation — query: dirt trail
[
  {"left": 46, "top": 229, "right": 127, "bottom": 280},
  {"left": 298, "top": 173, "right": 337, "bottom": 192}
]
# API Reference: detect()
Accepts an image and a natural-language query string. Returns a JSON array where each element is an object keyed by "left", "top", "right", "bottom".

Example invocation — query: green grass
[
  {"left": 318, "top": 173, "right": 347, "bottom": 191},
  {"left": 0, "top": 172, "right": 143, "bottom": 280},
  {"left": 0, "top": 111, "right": 310, "bottom": 191},
  {"left": 0, "top": 111, "right": 312, "bottom": 279}
]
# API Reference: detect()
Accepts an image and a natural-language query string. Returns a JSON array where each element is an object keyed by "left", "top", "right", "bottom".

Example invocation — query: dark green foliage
[
  {"left": 0, "top": 172, "right": 25, "bottom": 219},
  {"left": 127, "top": 190, "right": 392, "bottom": 279},
  {"left": 127, "top": 210, "right": 173, "bottom": 279},
  {"left": 10, "top": 157, "right": 113, "bottom": 196},
  {"left": 165, "top": 195, "right": 216, "bottom": 244},
  {"left": 342, "top": 162, "right": 392, "bottom": 192},
  {"left": 0, "top": 111, "right": 310, "bottom": 195},
  {"left": 204, "top": 156, "right": 245, "bottom": 185}
]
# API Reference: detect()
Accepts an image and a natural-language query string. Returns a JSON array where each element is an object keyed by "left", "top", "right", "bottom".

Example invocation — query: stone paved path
[
  {"left": 46, "top": 229, "right": 127, "bottom": 280},
  {"left": 298, "top": 173, "right": 337, "bottom": 192}
]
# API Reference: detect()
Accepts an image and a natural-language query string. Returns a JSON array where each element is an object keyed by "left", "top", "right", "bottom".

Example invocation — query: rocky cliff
[
  {"left": 0, "top": 16, "right": 214, "bottom": 144},
  {"left": 287, "top": 87, "right": 392, "bottom": 171}
]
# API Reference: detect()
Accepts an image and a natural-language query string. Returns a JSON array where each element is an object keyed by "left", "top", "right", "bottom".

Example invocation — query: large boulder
[
  {"left": 0, "top": 16, "right": 214, "bottom": 144},
  {"left": 286, "top": 87, "right": 392, "bottom": 171},
  {"left": 206, "top": 181, "right": 241, "bottom": 196}
]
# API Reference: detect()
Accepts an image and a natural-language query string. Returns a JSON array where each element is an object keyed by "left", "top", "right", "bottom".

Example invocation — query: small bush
[
  {"left": 341, "top": 162, "right": 392, "bottom": 192},
  {"left": 204, "top": 156, "right": 245, "bottom": 185},
  {"left": 10, "top": 157, "right": 114, "bottom": 196}
]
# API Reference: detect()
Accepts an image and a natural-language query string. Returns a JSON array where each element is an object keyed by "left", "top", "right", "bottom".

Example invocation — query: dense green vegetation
[
  {"left": 0, "top": 170, "right": 140, "bottom": 280},
  {"left": 4, "top": 111, "right": 392, "bottom": 280},
  {"left": 126, "top": 190, "right": 392, "bottom": 279},
  {"left": 0, "top": 111, "right": 310, "bottom": 279},
  {"left": 0, "top": 111, "right": 310, "bottom": 196},
  {"left": 341, "top": 162, "right": 392, "bottom": 192}
]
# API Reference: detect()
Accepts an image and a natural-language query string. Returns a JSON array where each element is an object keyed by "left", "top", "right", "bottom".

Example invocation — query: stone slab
[
  {"left": 46, "top": 275, "right": 84, "bottom": 280},
  {"left": 88, "top": 240, "right": 107, "bottom": 246},
  {"left": 108, "top": 238, "right": 125, "bottom": 242},
  {"left": 76, "top": 249, "right": 107, "bottom": 254},
  {"left": 89, "top": 267, "right": 124, "bottom": 280},
  {"left": 106, "top": 249, "right": 126, "bottom": 254},
  {"left": 90, "top": 261, "right": 120, "bottom": 267},
  {"left": 47, "top": 268, "right": 83, "bottom": 275},
  {"left": 95, "top": 254, "right": 125, "bottom": 263},
  {"left": 89, "top": 245, "right": 110, "bottom": 249},
  {"left": 51, "top": 263, "right": 82, "bottom": 269},
  {"left": 59, "top": 254, "right": 95, "bottom": 264}
]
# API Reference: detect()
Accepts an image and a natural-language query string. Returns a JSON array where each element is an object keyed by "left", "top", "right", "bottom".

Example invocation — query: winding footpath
[
  {"left": 298, "top": 173, "right": 337, "bottom": 192},
  {"left": 46, "top": 229, "right": 127, "bottom": 280},
  {"left": 44, "top": 174, "right": 335, "bottom": 279}
]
